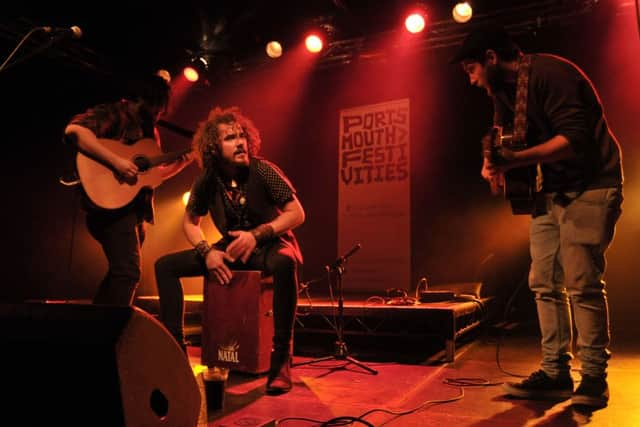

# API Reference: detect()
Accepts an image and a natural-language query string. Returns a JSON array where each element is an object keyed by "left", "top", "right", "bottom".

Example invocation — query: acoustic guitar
[
  {"left": 482, "top": 125, "right": 539, "bottom": 215},
  {"left": 76, "top": 137, "right": 191, "bottom": 209}
]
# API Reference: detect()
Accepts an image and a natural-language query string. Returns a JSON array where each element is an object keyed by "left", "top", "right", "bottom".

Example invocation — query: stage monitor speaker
[{"left": 0, "top": 302, "right": 200, "bottom": 427}]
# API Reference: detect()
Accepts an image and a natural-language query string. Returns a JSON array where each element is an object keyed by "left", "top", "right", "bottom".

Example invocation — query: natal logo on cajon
[{"left": 218, "top": 341, "right": 240, "bottom": 363}]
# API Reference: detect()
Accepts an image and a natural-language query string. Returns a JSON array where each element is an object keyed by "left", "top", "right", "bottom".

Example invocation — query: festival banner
[{"left": 338, "top": 98, "right": 411, "bottom": 292}]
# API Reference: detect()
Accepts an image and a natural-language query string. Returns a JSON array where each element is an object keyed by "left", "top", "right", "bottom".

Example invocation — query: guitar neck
[{"left": 148, "top": 147, "right": 192, "bottom": 168}]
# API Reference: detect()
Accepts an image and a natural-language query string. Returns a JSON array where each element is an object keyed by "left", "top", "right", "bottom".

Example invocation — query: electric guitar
[
  {"left": 76, "top": 138, "right": 191, "bottom": 209},
  {"left": 482, "top": 125, "right": 539, "bottom": 215}
]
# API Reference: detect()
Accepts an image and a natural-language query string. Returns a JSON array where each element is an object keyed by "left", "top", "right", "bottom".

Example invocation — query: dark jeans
[
  {"left": 86, "top": 208, "right": 145, "bottom": 306},
  {"left": 155, "top": 241, "right": 299, "bottom": 352}
]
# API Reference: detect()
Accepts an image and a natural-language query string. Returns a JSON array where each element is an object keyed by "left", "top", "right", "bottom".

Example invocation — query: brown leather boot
[{"left": 266, "top": 350, "right": 292, "bottom": 395}]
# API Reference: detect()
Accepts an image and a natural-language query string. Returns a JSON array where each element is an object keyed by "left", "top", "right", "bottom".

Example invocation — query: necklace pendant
[{"left": 239, "top": 196, "right": 246, "bottom": 205}]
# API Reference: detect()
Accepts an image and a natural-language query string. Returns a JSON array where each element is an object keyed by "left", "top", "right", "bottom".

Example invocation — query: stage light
[
  {"left": 405, "top": 12, "right": 426, "bottom": 34},
  {"left": 266, "top": 41, "right": 283, "bottom": 58},
  {"left": 182, "top": 191, "right": 191, "bottom": 206},
  {"left": 182, "top": 55, "right": 209, "bottom": 83},
  {"left": 183, "top": 66, "right": 199, "bottom": 82},
  {"left": 453, "top": 2, "right": 473, "bottom": 23},
  {"left": 302, "top": 17, "right": 336, "bottom": 55},
  {"left": 156, "top": 69, "right": 171, "bottom": 83},
  {"left": 305, "top": 34, "right": 323, "bottom": 53}
]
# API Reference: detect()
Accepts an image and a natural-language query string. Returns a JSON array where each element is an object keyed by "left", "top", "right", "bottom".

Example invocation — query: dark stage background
[{"left": 2, "top": 1, "right": 638, "bottom": 339}]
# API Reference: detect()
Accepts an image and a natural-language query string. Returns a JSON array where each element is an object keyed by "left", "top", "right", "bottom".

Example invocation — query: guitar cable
[
  {"left": 66, "top": 186, "right": 80, "bottom": 288},
  {"left": 58, "top": 135, "right": 81, "bottom": 186},
  {"left": 59, "top": 176, "right": 80, "bottom": 186}
]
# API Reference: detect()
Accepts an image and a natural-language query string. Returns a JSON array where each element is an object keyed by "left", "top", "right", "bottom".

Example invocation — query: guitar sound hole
[{"left": 133, "top": 155, "right": 151, "bottom": 172}]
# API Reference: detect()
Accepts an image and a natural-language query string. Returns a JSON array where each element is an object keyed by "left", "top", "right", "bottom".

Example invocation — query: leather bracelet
[
  {"left": 250, "top": 224, "right": 275, "bottom": 244},
  {"left": 195, "top": 240, "right": 212, "bottom": 259}
]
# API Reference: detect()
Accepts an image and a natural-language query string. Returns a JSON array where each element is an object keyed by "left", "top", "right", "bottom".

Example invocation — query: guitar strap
[
  {"left": 512, "top": 54, "right": 531, "bottom": 143},
  {"left": 508, "top": 54, "right": 543, "bottom": 193}
]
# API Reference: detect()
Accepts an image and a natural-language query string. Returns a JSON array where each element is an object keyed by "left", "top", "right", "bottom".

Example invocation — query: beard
[
  {"left": 224, "top": 151, "right": 250, "bottom": 168},
  {"left": 485, "top": 63, "right": 509, "bottom": 95}
]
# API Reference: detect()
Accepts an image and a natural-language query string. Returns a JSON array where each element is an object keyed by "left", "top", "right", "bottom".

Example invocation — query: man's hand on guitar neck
[
  {"left": 159, "top": 151, "right": 194, "bottom": 180},
  {"left": 481, "top": 144, "right": 518, "bottom": 196},
  {"left": 481, "top": 134, "right": 576, "bottom": 183},
  {"left": 481, "top": 131, "right": 517, "bottom": 173}
]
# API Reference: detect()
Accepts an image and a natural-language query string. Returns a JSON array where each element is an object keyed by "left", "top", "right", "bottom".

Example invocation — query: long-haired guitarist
[
  {"left": 453, "top": 25, "right": 623, "bottom": 408},
  {"left": 63, "top": 71, "right": 193, "bottom": 306}
]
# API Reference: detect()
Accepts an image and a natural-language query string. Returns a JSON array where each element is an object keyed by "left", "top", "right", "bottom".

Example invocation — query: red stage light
[
  {"left": 305, "top": 34, "right": 323, "bottom": 53},
  {"left": 405, "top": 12, "right": 426, "bottom": 34}
]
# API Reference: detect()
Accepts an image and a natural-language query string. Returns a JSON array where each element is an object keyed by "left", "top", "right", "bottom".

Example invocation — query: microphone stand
[
  {"left": 0, "top": 27, "right": 72, "bottom": 73},
  {"left": 0, "top": 27, "right": 46, "bottom": 72},
  {"left": 293, "top": 243, "right": 378, "bottom": 375}
]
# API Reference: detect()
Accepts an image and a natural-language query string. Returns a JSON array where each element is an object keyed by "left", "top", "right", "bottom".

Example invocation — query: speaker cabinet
[{"left": 0, "top": 303, "right": 200, "bottom": 426}]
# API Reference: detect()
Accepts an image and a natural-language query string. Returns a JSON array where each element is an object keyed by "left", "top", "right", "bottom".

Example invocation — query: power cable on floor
[
  {"left": 281, "top": 269, "right": 533, "bottom": 425},
  {"left": 276, "top": 386, "right": 464, "bottom": 426}
]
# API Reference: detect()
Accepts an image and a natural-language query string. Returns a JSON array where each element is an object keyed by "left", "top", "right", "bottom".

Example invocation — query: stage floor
[
  {"left": 15, "top": 299, "right": 639, "bottom": 426},
  {"left": 185, "top": 329, "right": 640, "bottom": 426}
]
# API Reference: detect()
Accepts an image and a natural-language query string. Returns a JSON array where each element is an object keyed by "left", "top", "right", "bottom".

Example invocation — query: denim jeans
[{"left": 529, "top": 186, "right": 622, "bottom": 378}]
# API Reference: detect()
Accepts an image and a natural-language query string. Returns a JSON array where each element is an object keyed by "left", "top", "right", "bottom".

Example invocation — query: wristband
[
  {"left": 195, "top": 240, "right": 212, "bottom": 258},
  {"left": 250, "top": 224, "right": 275, "bottom": 244}
]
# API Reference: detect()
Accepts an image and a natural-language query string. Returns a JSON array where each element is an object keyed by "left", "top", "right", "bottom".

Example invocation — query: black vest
[{"left": 207, "top": 158, "right": 302, "bottom": 263}]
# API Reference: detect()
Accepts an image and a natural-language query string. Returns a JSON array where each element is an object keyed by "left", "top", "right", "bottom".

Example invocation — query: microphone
[
  {"left": 341, "top": 243, "right": 361, "bottom": 261},
  {"left": 42, "top": 26, "right": 83, "bottom": 39},
  {"left": 328, "top": 243, "right": 362, "bottom": 270}
]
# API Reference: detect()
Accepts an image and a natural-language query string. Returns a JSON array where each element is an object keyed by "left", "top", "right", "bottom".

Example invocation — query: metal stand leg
[{"left": 293, "top": 244, "right": 377, "bottom": 375}]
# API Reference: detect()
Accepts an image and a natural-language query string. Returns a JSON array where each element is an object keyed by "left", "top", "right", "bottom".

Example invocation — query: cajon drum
[{"left": 201, "top": 271, "right": 274, "bottom": 374}]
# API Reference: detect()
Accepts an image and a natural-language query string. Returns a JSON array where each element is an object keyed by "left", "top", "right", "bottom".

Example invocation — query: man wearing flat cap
[{"left": 452, "top": 24, "right": 623, "bottom": 409}]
